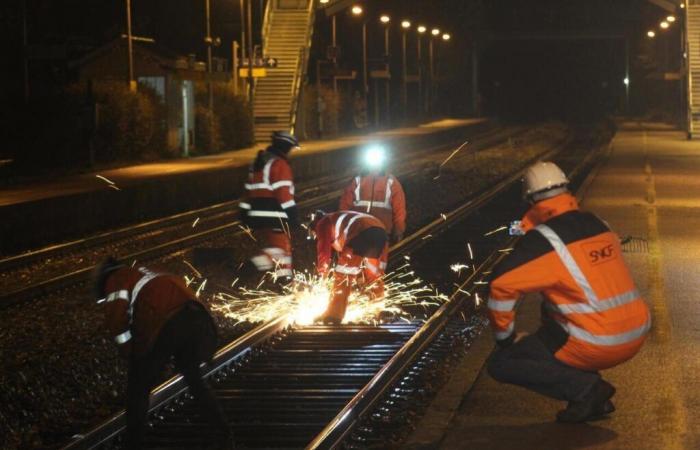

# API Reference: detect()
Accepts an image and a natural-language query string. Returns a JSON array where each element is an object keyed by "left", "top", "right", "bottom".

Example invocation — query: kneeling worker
[
  {"left": 486, "top": 161, "right": 650, "bottom": 423},
  {"left": 309, "top": 210, "right": 388, "bottom": 324},
  {"left": 94, "top": 257, "right": 233, "bottom": 448}
]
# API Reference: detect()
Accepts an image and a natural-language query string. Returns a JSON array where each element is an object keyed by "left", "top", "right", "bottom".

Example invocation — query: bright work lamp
[{"left": 364, "top": 145, "right": 386, "bottom": 168}]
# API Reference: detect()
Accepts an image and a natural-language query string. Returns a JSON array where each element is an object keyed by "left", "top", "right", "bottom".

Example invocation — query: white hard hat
[{"left": 522, "top": 161, "right": 569, "bottom": 201}]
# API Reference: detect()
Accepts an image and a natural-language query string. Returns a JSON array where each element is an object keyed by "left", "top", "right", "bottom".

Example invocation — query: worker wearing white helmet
[{"left": 486, "top": 161, "right": 650, "bottom": 423}]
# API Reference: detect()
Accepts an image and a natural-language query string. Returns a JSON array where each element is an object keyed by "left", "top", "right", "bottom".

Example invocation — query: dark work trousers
[
  {"left": 125, "top": 303, "right": 231, "bottom": 449},
  {"left": 487, "top": 332, "right": 601, "bottom": 402}
]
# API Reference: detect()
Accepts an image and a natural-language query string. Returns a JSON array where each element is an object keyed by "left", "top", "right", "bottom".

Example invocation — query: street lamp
[
  {"left": 320, "top": 0, "right": 329, "bottom": 3},
  {"left": 401, "top": 20, "right": 411, "bottom": 113},
  {"left": 380, "top": 15, "right": 390, "bottom": 24},
  {"left": 667, "top": 15, "right": 676, "bottom": 23},
  {"left": 417, "top": 26, "right": 427, "bottom": 114},
  {"left": 379, "top": 15, "right": 391, "bottom": 126},
  {"left": 417, "top": 25, "right": 427, "bottom": 34},
  {"left": 647, "top": 30, "right": 656, "bottom": 38},
  {"left": 442, "top": 33, "right": 451, "bottom": 41},
  {"left": 661, "top": 21, "right": 670, "bottom": 29},
  {"left": 428, "top": 29, "right": 441, "bottom": 115},
  {"left": 431, "top": 28, "right": 440, "bottom": 36},
  {"left": 351, "top": 5, "right": 363, "bottom": 15}
]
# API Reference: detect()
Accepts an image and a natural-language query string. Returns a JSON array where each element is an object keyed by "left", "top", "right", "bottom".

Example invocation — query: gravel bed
[{"left": 0, "top": 123, "right": 569, "bottom": 449}]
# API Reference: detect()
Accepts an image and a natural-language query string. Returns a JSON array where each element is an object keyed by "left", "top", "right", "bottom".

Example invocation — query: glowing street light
[
  {"left": 380, "top": 15, "right": 390, "bottom": 24},
  {"left": 401, "top": 20, "right": 411, "bottom": 29},
  {"left": 351, "top": 5, "right": 363, "bottom": 15},
  {"left": 680, "top": 2, "right": 685, "bottom": 8},
  {"left": 647, "top": 30, "right": 656, "bottom": 38},
  {"left": 431, "top": 28, "right": 440, "bottom": 36},
  {"left": 667, "top": 15, "right": 676, "bottom": 23},
  {"left": 623, "top": 77, "right": 629, "bottom": 86},
  {"left": 417, "top": 25, "right": 427, "bottom": 34},
  {"left": 660, "top": 21, "right": 670, "bottom": 29},
  {"left": 442, "top": 33, "right": 451, "bottom": 41}
]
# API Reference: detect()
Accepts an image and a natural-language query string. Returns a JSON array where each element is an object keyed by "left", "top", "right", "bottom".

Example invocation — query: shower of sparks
[
  {"left": 467, "top": 243, "right": 474, "bottom": 260},
  {"left": 182, "top": 259, "right": 202, "bottom": 278},
  {"left": 210, "top": 265, "right": 445, "bottom": 325},
  {"left": 498, "top": 248, "right": 514, "bottom": 253},
  {"left": 440, "top": 213, "right": 448, "bottom": 221},
  {"left": 192, "top": 217, "right": 200, "bottom": 228},
  {"left": 422, "top": 234, "right": 433, "bottom": 240},
  {"left": 474, "top": 280, "right": 488, "bottom": 285},
  {"left": 484, "top": 226, "right": 508, "bottom": 237},
  {"left": 195, "top": 279, "right": 208, "bottom": 298},
  {"left": 238, "top": 224, "right": 257, "bottom": 241},
  {"left": 433, "top": 140, "right": 469, "bottom": 180},
  {"left": 474, "top": 292, "right": 482, "bottom": 306},
  {"left": 450, "top": 263, "right": 470, "bottom": 274},
  {"left": 230, "top": 277, "right": 239, "bottom": 288}
]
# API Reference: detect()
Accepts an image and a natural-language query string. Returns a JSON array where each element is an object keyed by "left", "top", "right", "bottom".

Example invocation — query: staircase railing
[
  {"left": 289, "top": 0, "right": 315, "bottom": 134},
  {"left": 261, "top": 0, "right": 273, "bottom": 56}
]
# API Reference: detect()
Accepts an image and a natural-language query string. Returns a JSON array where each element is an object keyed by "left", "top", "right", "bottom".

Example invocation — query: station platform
[
  {"left": 406, "top": 121, "right": 700, "bottom": 449},
  {"left": 0, "top": 118, "right": 488, "bottom": 253}
]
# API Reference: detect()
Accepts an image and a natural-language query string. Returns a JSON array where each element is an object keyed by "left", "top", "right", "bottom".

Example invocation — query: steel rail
[
  {"left": 61, "top": 129, "right": 582, "bottom": 450},
  {"left": 0, "top": 127, "right": 524, "bottom": 308}
]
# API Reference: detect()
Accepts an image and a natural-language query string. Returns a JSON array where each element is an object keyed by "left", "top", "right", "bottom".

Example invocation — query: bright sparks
[{"left": 210, "top": 266, "right": 445, "bottom": 326}]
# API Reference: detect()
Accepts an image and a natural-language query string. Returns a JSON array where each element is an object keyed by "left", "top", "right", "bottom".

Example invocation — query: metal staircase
[{"left": 254, "top": 0, "right": 314, "bottom": 142}]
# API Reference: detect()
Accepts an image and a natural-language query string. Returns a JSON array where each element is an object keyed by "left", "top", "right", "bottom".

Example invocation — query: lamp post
[
  {"left": 380, "top": 15, "right": 391, "bottom": 126},
  {"left": 351, "top": 6, "right": 368, "bottom": 117},
  {"left": 125, "top": 0, "right": 135, "bottom": 91},
  {"left": 429, "top": 28, "right": 440, "bottom": 115},
  {"left": 205, "top": 0, "right": 214, "bottom": 111},
  {"left": 417, "top": 25, "right": 426, "bottom": 115},
  {"left": 247, "top": 0, "right": 254, "bottom": 136},
  {"left": 401, "top": 20, "right": 411, "bottom": 115}
]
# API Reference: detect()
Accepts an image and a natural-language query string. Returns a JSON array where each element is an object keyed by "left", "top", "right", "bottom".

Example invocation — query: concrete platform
[
  {"left": 0, "top": 118, "right": 488, "bottom": 253},
  {"left": 407, "top": 122, "right": 700, "bottom": 450}
]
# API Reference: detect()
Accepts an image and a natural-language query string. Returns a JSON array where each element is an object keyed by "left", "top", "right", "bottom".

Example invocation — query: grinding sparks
[
  {"left": 238, "top": 224, "right": 257, "bottom": 241},
  {"left": 96, "top": 175, "right": 120, "bottom": 190},
  {"left": 433, "top": 140, "right": 469, "bottom": 180},
  {"left": 211, "top": 266, "right": 444, "bottom": 326},
  {"left": 467, "top": 243, "right": 474, "bottom": 260},
  {"left": 450, "top": 263, "right": 469, "bottom": 274},
  {"left": 192, "top": 217, "right": 200, "bottom": 228},
  {"left": 484, "top": 226, "right": 508, "bottom": 237},
  {"left": 440, "top": 213, "right": 448, "bottom": 221}
]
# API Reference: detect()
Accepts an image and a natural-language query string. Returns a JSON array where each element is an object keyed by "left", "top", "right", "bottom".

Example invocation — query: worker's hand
[{"left": 514, "top": 332, "right": 529, "bottom": 343}]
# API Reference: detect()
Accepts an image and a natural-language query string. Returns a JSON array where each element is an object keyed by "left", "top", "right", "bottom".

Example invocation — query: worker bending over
[
  {"left": 310, "top": 210, "right": 388, "bottom": 324},
  {"left": 486, "top": 162, "right": 650, "bottom": 423},
  {"left": 339, "top": 145, "right": 407, "bottom": 246},
  {"left": 94, "top": 258, "right": 233, "bottom": 449},
  {"left": 240, "top": 131, "right": 301, "bottom": 282}
]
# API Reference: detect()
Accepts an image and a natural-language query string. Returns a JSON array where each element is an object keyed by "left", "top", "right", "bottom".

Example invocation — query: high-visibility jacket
[
  {"left": 102, "top": 266, "right": 213, "bottom": 357},
  {"left": 240, "top": 149, "right": 298, "bottom": 230},
  {"left": 339, "top": 174, "right": 406, "bottom": 236},
  {"left": 315, "top": 211, "right": 386, "bottom": 275},
  {"left": 487, "top": 193, "right": 650, "bottom": 371}
]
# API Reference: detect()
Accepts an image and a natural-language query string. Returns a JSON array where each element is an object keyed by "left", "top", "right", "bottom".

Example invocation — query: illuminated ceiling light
[
  {"left": 667, "top": 15, "right": 676, "bottom": 22},
  {"left": 351, "top": 5, "right": 363, "bottom": 15},
  {"left": 401, "top": 20, "right": 411, "bottom": 29},
  {"left": 417, "top": 25, "right": 427, "bottom": 34},
  {"left": 380, "top": 15, "right": 390, "bottom": 24},
  {"left": 442, "top": 33, "right": 451, "bottom": 41},
  {"left": 647, "top": 30, "right": 656, "bottom": 38},
  {"left": 660, "top": 21, "right": 670, "bottom": 29},
  {"left": 431, "top": 28, "right": 440, "bottom": 36}
]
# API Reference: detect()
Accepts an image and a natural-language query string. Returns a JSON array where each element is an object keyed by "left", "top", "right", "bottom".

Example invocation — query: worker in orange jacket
[
  {"left": 94, "top": 258, "right": 233, "bottom": 449},
  {"left": 486, "top": 162, "right": 650, "bottom": 423},
  {"left": 240, "top": 131, "right": 301, "bottom": 282},
  {"left": 339, "top": 145, "right": 407, "bottom": 244},
  {"left": 310, "top": 210, "right": 388, "bottom": 324}
]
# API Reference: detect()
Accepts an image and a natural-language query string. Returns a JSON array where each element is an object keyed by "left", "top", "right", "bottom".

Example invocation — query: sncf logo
[{"left": 582, "top": 241, "right": 616, "bottom": 265}]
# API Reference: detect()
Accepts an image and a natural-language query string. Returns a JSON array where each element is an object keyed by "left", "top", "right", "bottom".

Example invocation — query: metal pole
[
  {"left": 624, "top": 38, "right": 629, "bottom": 115},
  {"left": 429, "top": 38, "right": 434, "bottom": 115},
  {"left": 206, "top": 0, "right": 213, "bottom": 111},
  {"left": 684, "top": 0, "right": 692, "bottom": 138},
  {"left": 384, "top": 26, "right": 390, "bottom": 126},
  {"left": 332, "top": 14, "right": 337, "bottom": 48},
  {"left": 332, "top": 14, "right": 338, "bottom": 93},
  {"left": 247, "top": 0, "right": 255, "bottom": 137},
  {"left": 232, "top": 40, "right": 239, "bottom": 95},
  {"left": 125, "top": 0, "right": 135, "bottom": 91},
  {"left": 472, "top": 40, "right": 479, "bottom": 116},
  {"left": 240, "top": 0, "right": 246, "bottom": 64},
  {"left": 417, "top": 35, "right": 423, "bottom": 116},
  {"left": 401, "top": 30, "right": 407, "bottom": 116},
  {"left": 363, "top": 22, "right": 368, "bottom": 113}
]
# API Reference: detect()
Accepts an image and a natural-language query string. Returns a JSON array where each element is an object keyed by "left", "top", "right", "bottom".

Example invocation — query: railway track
[
  {"left": 63, "top": 127, "right": 610, "bottom": 449},
  {"left": 0, "top": 126, "right": 529, "bottom": 308}
]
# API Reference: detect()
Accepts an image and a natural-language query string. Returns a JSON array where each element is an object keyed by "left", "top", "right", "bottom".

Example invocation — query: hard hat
[
  {"left": 363, "top": 145, "right": 386, "bottom": 170},
  {"left": 271, "top": 131, "right": 300, "bottom": 152},
  {"left": 522, "top": 161, "right": 569, "bottom": 201},
  {"left": 92, "top": 256, "right": 124, "bottom": 301}
]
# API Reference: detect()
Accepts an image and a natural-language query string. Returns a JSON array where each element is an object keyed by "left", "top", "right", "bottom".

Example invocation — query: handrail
[
  {"left": 290, "top": 0, "right": 315, "bottom": 133},
  {"left": 261, "top": 0, "right": 273, "bottom": 56}
]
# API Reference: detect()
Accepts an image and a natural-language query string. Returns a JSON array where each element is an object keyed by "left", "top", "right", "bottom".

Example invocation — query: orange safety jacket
[
  {"left": 487, "top": 193, "right": 651, "bottom": 371},
  {"left": 240, "top": 148, "right": 298, "bottom": 230},
  {"left": 339, "top": 173, "right": 406, "bottom": 236},
  {"left": 102, "top": 266, "right": 212, "bottom": 358},
  {"left": 315, "top": 211, "right": 387, "bottom": 275}
]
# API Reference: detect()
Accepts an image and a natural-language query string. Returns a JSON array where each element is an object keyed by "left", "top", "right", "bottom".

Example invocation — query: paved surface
[
  {"left": 0, "top": 119, "right": 483, "bottom": 207},
  {"left": 427, "top": 122, "right": 699, "bottom": 449}
]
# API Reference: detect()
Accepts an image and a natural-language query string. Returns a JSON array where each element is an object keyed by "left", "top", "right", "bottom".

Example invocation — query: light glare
[
  {"left": 351, "top": 5, "right": 363, "bottom": 15},
  {"left": 647, "top": 30, "right": 656, "bottom": 38},
  {"left": 417, "top": 25, "right": 427, "bottom": 33},
  {"left": 442, "top": 33, "right": 451, "bottom": 41},
  {"left": 401, "top": 20, "right": 411, "bottom": 29},
  {"left": 660, "top": 21, "right": 669, "bottom": 29},
  {"left": 364, "top": 145, "right": 386, "bottom": 169},
  {"left": 431, "top": 28, "right": 440, "bottom": 36},
  {"left": 380, "top": 15, "right": 390, "bottom": 24}
]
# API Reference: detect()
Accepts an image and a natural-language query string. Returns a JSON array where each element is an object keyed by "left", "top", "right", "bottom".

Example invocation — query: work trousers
[
  {"left": 125, "top": 303, "right": 230, "bottom": 449},
  {"left": 487, "top": 332, "right": 601, "bottom": 403},
  {"left": 250, "top": 229, "right": 293, "bottom": 279}
]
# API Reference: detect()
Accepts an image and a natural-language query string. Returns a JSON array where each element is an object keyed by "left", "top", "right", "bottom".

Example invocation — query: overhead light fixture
[
  {"left": 667, "top": 15, "right": 676, "bottom": 22},
  {"left": 417, "top": 25, "right": 427, "bottom": 34},
  {"left": 647, "top": 30, "right": 656, "bottom": 38},
  {"left": 380, "top": 15, "right": 390, "bottom": 24},
  {"left": 320, "top": 0, "right": 329, "bottom": 3},
  {"left": 442, "top": 33, "right": 451, "bottom": 41},
  {"left": 351, "top": 5, "right": 363, "bottom": 15},
  {"left": 431, "top": 28, "right": 440, "bottom": 36},
  {"left": 401, "top": 20, "right": 411, "bottom": 29},
  {"left": 660, "top": 21, "right": 670, "bottom": 29}
]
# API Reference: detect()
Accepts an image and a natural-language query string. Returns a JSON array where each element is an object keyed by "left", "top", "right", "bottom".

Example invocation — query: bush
[{"left": 195, "top": 82, "right": 253, "bottom": 153}]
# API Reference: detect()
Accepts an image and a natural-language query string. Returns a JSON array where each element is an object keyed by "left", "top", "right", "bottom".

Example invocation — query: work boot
[{"left": 556, "top": 380, "right": 616, "bottom": 423}]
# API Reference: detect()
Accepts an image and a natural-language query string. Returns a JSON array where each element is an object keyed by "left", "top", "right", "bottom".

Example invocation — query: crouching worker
[
  {"left": 93, "top": 257, "right": 233, "bottom": 449},
  {"left": 309, "top": 210, "right": 388, "bottom": 324},
  {"left": 486, "top": 162, "right": 650, "bottom": 423}
]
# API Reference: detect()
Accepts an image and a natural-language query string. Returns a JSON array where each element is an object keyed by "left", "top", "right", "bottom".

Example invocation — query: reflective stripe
[
  {"left": 334, "top": 213, "right": 348, "bottom": 243},
  {"left": 335, "top": 265, "right": 362, "bottom": 275},
  {"left": 363, "top": 259, "right": 379, "bottom": 274},
  {"left": 128, "top": 269, "right": 160, "bottom": 323},
  {"left": 494, "top": 322, "right": 515, "bottom": 341},
  {"left": 352, "top": 176, "right": 394, "bottom": 210},
  {"left": 251, "top": 255, "right": 274, "bottom": 270},
  {"left": 244, "top": 182, "right": 272, "bottom": 190},
  {"left": 344, "top": 214, "right": 363, "bottom": 241},
  {"left": 379, "top": 261, "right": 387, "bottom": 270},
  {"left": 555, "top": 289, "right": 641, "bottom": 315},
  {"left": 239, "top": 202, "right": 251, "bottom": 209},
  {"left": 114, "top": 330, "right": 132, "bottom": 344},
  {"left": 354, "top": 200, "right": 391, "bottom": 210},
  {"left": 248, "top": 210, "right": 289, "bottom": 218},
  {"left": 487, "top": 297, "right": 518, "bottom": 312},
  {"left": 535, "top": 224, "right": 599, "bottom": 303},
  {"left": 271, "top": 180, "right": 293, "bottom": 190},
  {"left": 263, "top": 158, "right": 274, "bottom": 186},
  {"left": 280, "top": 200, "right": 296, "bottom": 209},
  {"left": 563, "top": 320, "right": 651, "bottom": 346},
  {"left": 105, "top": 290, "right": 129, "bottom": 303},
  {"left": 354, "top": 176, "right": 361, "bottom": 203},
  {"left": 384, "top": 177, "right": 394, "bottom": 206}
]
